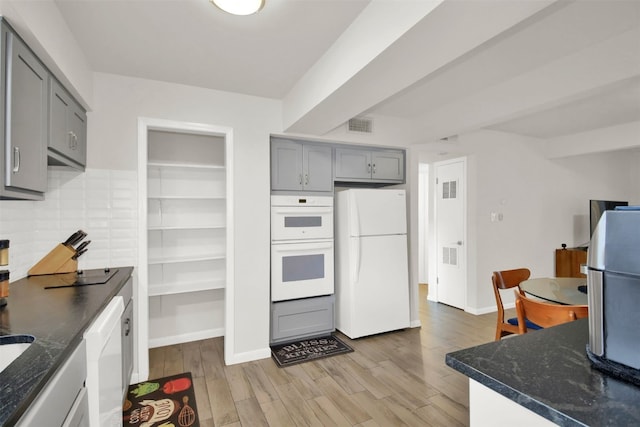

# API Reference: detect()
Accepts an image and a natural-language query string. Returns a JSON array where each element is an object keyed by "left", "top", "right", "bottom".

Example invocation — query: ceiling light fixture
[{"left": 211, "top": 0, "right": 265, "bottom": 15}]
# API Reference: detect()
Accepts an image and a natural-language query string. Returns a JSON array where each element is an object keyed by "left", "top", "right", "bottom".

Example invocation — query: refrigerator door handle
[
  {"left": 351, "top": 238, "right": 361, "bottom": 284},
  {"left": 350, "top": 191, "right": 360, "bottom": 236}
]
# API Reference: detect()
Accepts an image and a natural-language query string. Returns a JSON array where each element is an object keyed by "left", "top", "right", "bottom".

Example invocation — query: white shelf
[
  {"left": 148, "top": 278, "right": 226, "bottom": 297},
  {"left": 147, "top": 195, "right": 225, "bottom": 200},
  {"left": 148, "top": 254, "right": 225, "bottom": 265},
  {"left": 148, "top": 225, "right": 225, "bottom": 231},
  {"left": 148, "top": 160, "right": 225, "bottom": 170}
]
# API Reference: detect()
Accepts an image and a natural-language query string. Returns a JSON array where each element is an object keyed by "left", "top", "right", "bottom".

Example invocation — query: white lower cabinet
[
  {"left": 146, "top": 130, "right": 227, "bottom": 348},
  {"left": 17, "top": 341, "right": 88, "bottom": 426},
  {"left": 84, "top": 296, "right": 124, "bottom": 427}
]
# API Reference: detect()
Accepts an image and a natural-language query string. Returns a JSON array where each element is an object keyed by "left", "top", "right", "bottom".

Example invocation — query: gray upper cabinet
[
  {"left": 271, "top": 138, "right": 333, "bottom": 192},
  {"left": 49, "top": 78, "right": 87, "bottom": 170},
  {"left": 335, "top": 147, "right": 404, "bottom": 183},
  {"left": 0, "top": 23, "right": 48, "bottom": 200}
]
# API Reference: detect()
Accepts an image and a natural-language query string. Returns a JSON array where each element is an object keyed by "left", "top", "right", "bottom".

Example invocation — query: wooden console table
[{"left": 555, "top": 248, "right": 587, "bottom": 278}]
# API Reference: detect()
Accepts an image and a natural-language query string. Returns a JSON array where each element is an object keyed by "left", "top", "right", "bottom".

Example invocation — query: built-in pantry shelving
[{"left": 146, "top": 130, "right": 227, "bottom": 348}]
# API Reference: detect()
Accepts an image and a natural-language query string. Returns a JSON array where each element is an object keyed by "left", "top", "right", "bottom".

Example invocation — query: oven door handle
[
  {"left": 272, "top": 207, "right": 333, "bottom": 215},
  {"left": 272, "top": 241, "right": 333, "bottom": 252}
]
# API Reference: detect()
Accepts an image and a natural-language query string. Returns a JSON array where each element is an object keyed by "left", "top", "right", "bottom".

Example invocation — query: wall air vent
[{"left": 347, "top": 117, "right": 373, "bottom": 134}]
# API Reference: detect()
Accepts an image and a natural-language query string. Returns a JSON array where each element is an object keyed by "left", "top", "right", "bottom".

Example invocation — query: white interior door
[{"left": 435, "top": 158, "right": 467, "bottom": 309}]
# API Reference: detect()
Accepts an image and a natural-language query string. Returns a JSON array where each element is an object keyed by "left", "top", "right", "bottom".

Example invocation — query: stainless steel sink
[{"left": 0, "top": 334, "right": 35, "bottom": 372}]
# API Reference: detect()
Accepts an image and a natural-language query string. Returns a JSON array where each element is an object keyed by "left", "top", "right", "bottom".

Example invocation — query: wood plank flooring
[{"left": 147, "top": 285, "right": 503, "bottom": 426}]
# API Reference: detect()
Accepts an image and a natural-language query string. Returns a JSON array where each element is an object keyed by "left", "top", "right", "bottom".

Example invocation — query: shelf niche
[{"left": 146, "top": 129, "right": 227, "bottom": 348}]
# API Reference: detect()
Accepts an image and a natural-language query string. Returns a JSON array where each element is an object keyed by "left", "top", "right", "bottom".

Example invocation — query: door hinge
[
  {"left": 436, "top": 277, "right": 439, "bottom": 284},
  {"left": 436, "top": 177, "right": 439, "bottom": 184}
]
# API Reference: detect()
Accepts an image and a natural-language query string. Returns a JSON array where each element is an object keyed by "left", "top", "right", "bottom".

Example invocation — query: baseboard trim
[
  {"left": 148, "top": 327, "right": 224, "bottom": 349},
  {"left": 226, "top": 347, "right": 271, "bottom": 365}
]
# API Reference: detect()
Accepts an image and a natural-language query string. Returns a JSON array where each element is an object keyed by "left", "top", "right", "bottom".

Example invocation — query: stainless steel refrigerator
[{"left": 587, "top": 207, "right": 640, "bottom": 384}]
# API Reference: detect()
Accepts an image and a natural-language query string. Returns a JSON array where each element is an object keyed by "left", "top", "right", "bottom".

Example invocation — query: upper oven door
[{"left": 271, "top": 205, "right": 333, "bottom": 241}]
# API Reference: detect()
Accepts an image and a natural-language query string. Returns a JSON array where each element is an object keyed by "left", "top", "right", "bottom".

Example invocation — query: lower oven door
[{"left": 271, "top": 239, "right": 334, "bottom": 302}]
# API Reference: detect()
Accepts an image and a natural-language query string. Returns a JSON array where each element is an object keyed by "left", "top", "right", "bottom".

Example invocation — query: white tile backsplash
[{"left": 0, "top": 168, "right": 138, "bottom": 280}]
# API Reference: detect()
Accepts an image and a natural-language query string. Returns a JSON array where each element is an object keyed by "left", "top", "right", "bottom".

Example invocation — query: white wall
[
  {"left": 410, "top": 128, "right": 640, "bottom": 314},
  {"left": 0, "top": 1, "right": 94, "bottom": 107},
  {"left": 418, "top": 164, "right": 429, "bottom": 283},
  {"left": 0, "top": 168, "right": 138, "bottom": 280},
  {"left": 90, "top": 73, "right": 281, "bottom": 360}
]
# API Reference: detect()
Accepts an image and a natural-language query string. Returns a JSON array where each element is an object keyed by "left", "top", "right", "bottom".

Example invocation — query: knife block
[{"left": 28, "top": 244, "right": 77, "bottom": 276}]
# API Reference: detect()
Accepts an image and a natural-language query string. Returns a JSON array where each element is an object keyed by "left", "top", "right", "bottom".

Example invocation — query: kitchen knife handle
[
  {"left": 75, "top": 240, "right": 91, "bottom": 253},
  {"left": 72, "top": 248, "right": 88, "bottom": 260}
]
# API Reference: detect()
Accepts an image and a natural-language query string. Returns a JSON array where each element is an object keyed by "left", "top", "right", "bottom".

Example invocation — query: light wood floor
[{"left": 148, "top": 285, "right": 503, "bottom": 426}]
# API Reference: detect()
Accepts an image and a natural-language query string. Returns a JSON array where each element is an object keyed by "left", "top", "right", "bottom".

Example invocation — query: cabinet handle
[
  {"left": 299, "top": 174, "right": 303, "bottom": 185},
  {"left": 124, "top": 318, "right": 131, "bottom": 336},
  {"left": 12, "top": 147, "right": 20, "bottom": 173},
  {"left": 372, "top": 163, "right": 376, "bottom": 174},
  {"left": 304, "top": 174, "right": 309, "bottom": 186},
  {"left": 69, "top": 131, "right": 78, "bottom": 150},
  {"left": 367, "top": 163, "right": 371, "bottom": 173}
]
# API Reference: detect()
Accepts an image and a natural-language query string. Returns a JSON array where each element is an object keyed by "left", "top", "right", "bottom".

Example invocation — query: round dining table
[{"left": 519, "top": 277, "right": 588, "bottom": 306}]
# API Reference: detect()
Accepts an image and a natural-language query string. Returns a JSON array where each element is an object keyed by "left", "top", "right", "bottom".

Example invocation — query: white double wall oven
[{"left": 270, "top": 195, "right": 334, "bottom": 302}]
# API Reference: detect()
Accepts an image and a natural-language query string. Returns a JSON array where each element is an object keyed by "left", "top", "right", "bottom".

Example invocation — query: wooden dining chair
[
  {"left": 514, "top": 290, "right": 588, "bottom": 334},
  {"left": 492, "top": 268, "right": 541, "bottom": 340}
]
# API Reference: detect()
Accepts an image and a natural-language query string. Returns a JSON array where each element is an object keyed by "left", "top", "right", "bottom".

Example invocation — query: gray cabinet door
[
  {"left": 334, "top": 147, "right": 372, "bottom": 180},
  {"left": 4, "top": 30, "right": 47, "bottom": 194},
  {"left": 117, "top": 276, "right": 134, "bottom": 397},
  {"left": 372, "top": 151, "right": 404, "bottom": 181},
  {"left": 303, "top": 144, "right": 332, "bottom": 192},
  {"left": 121, "top": 297, "right": 134, "bottom": 397},
  {"left": 271, "top": 139, "right": 303, "bottom": 191},
  {"left": 335, "top": 147, "right": 405, "bottom": 183},
  {"left": 50, "top": 79, "right": 87, "bottom": 168},
  {"left": 272, "top": 139, "right": 332, "bottom": 192},
  {"left": 271, "top": 295, "right": 335, "bottom": 344}
]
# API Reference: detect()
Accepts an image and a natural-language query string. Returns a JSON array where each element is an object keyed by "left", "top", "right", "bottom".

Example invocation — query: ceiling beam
[
  {"left": 282, "top": 0, "right": 558, "bottom": 136},
  {"left": 411, "top": 26, "right": 640, "bottom": 143}
]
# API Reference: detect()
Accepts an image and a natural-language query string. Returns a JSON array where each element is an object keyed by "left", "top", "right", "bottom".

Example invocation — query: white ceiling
[{"left": 54, "top": 0, "right": 640, "bottom": 143}]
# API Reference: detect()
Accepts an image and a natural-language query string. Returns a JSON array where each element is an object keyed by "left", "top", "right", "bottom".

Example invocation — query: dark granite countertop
[
  {"left": 0, "top": 267, "right": 133, "bottom": 426},
  {"left": 446, "top": 319, "right": 640, "bottom": 426}
]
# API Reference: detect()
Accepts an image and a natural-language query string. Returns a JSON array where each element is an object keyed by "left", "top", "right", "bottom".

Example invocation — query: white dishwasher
[{"left": 84, "top": 296, "right": 124, "bottom": 427}]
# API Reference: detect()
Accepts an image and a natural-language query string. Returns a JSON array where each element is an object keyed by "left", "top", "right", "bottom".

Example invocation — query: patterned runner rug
[{"left": 123, "top": 372, "right": 199, "bottom": 427}]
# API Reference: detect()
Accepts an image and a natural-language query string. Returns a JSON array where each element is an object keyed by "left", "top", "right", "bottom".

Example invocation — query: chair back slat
[
  {"left": 492, "top": 268, "right": 531, "bottom": 340},
  {"left": 515, "top": 290, "right": 588, "bottom": 334},
  {"left": 493, "top": 268, "right": 531, "bottom": 290}
]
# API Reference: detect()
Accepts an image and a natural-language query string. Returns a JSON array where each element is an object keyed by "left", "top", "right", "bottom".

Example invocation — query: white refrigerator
[{"left": 335, "top": 188, "right": 410, "bottom": 339}]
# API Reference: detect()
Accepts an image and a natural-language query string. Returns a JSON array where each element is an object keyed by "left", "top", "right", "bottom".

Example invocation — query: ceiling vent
[{"left": 347, "top": 117, "right": 373, "bottom": 134}]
